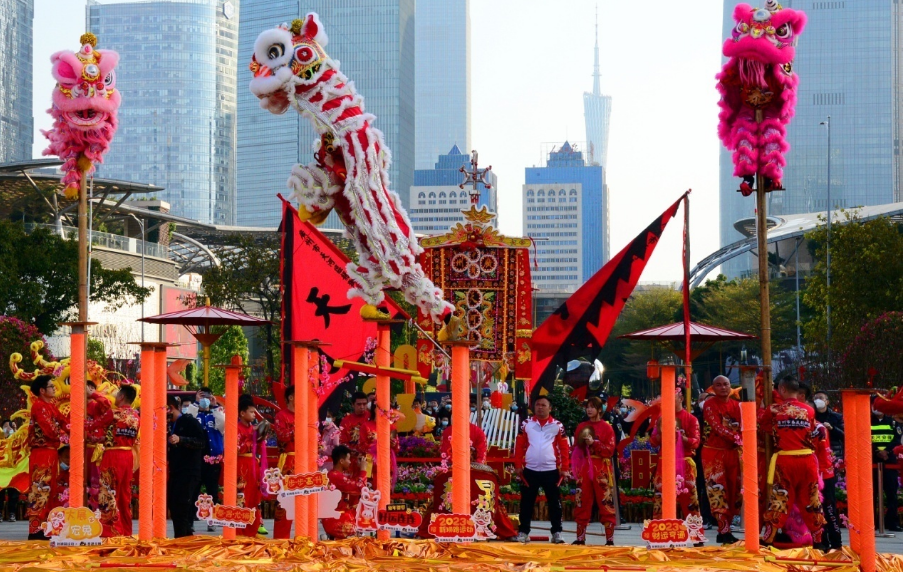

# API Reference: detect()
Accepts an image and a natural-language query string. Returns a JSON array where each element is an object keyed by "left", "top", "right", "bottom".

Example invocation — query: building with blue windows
[
  {"left": 523, "top": 142, "right": 608, "bottom": 292},
  {"left": 718, "top": 0, "right": 903, "bottom": 278},
  {"left": 237, "top": 0, "right": 416, "bottom": 228},
  {"left": 0, "top": 0, "right": 33, "bottom": 163},
  {"left": 408, "top": 145, "right": 496, "bottom": 235},
  {"left": 86, "top": 0, "right": 239, "bottom": 225},
  {"left": 583, "top": 12, "right": 611, "bottom": 170},
  {"left": 415, "top": 0, "right": 470, "bottom": 170}
]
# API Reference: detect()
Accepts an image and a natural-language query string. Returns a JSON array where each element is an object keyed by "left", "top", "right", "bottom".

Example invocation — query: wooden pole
[
  {"left": 854, "top": 393, "right": 876, "bottom": 572},
  {"left": 153, "top": 347, "right": 168, "bottom": 538},
  {"left": 293, "top": 345, "right": 310, "bottom": 539},
  {"left": 841, "top": 391, "right": 861, "bottom": 553},
  {"left": 69, "top": 326, "right": 87, "bottom": 508},
  {"left": 375, "top": 324, "right": 391, "bottom": 540},
  {"left": 222, "top": 355, "right": 242, "bottom": 540},
  {"left": 660, "top": 366, "right": 676, "bottom": 520},
  {"left": 450, "top": 343, "right": 471, "bottom": 516},
  {"left": 754, "top": 110, "right": 774, "bottom": 462},
  {"left": 137, "top": 344, "right": 156, "bottom": 540},
  {"left": 740, "top": 401, "right": 759, "bottom": 551}
]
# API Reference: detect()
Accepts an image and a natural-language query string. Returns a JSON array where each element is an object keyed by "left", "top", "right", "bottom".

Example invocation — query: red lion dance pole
[
  {"left": 249, "top": 14, "right": 452, "bottom": 323},
  {"left": 717, "top": 1, "right": 806, "bottom": 196}
]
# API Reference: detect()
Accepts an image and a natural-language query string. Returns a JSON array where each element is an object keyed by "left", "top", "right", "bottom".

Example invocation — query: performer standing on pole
[
  {"left": 571, "top": 397, "right": 617, "bottom": 546},
  {"left": 273, "top": 385, "right": 296, "bottom": 539},
  {"left": 98, "top": 385, "right": 138, "bottom": 537},
  {"left": 26, "top": 376, "right": 69, "bottom": 540},
  {"left": 702, "top": 376, "right": 742, "bottom": 544}
]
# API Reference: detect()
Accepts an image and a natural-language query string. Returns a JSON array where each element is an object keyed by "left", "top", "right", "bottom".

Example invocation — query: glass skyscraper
[
  {"left": 719, "top": 0, "right": 903, "bottom": 277},
  {"left": 583, "top": 12, "right": 612, "bottom": 170},
  {"left": 523, "top": 142, "right": 608, "bottom": 292},
  {"left": 237, "top": 0, "right": 416, "bottom": 228},
  {"left": 414, "top": 0, "right": 470, "bottom": 170},
  {"left": 0, "top": 0, "right": 33, "bottom": 163},
  {"left": 86, "top": 0, "right": 239, "bottom": 225}
]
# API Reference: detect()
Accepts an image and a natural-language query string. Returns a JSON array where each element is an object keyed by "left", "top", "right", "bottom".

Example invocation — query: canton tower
[{"left": 583, "top": 8, "right": 612, "bottom": 169}]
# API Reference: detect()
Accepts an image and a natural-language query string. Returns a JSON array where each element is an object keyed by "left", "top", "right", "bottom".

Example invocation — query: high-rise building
[
  {"left": 718, "top": 0, "right": 903, "bottom": 278},
  {"left": 237, "top": 0, "right": 416, "bottom": 228},
  {"left": 0, "top": 0, "right": 33, "bottom": 163},
  {"left": 583, "top": 9, "right": 612, "bottom": 170},
  {"left": 86, "top": 0, "right": 239, "bottom": 225},
  {"left": 524, "top": 142, "right": 607, "bottom": 292},
  {"left": 414, "top": 0, "right": 470, "bottom": 170},
  {"left": 408, "top": 145, "right": 496, "bottom": 235}
]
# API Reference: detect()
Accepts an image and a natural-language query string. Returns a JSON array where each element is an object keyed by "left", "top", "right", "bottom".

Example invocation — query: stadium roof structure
[{"left": 689, "top": 202, "right": 903, "bottom": 289}]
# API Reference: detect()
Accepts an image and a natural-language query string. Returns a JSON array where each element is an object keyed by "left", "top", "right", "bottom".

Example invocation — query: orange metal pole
[
  {"left": 740, "top": 401, "right": 759, "bottom": 551},
  {"left": 153, "top": 348, "right": 168, "bottom": 538},
  {"left": 841, "top": 391, "right": 861, "bottom": 554},
  {"left": 69, "top": 328, "right": 86, "bottom": 508},
  {"left": 451, "top": 344, "right": 471, "bottom": 516},
  {"left": 855, "top": 394, "right": 876, "bottom": 572},
  {"left": 293, "top": 345, "right": 309, "bottom": 539},
  {"left": 222, "top": 355, "right": 241, "bottom": 540},
  {"left": 137, "top": 345, "right": 156, "bottom": 539},
  {"left": 307, "top": 349, "right": 319, "bottom": 537},
  {"left": 660, "top": 366, "right": 676, "bottom": 520},
  {"left": 376, "top": 324, "right": 391, "bottom": 540}
]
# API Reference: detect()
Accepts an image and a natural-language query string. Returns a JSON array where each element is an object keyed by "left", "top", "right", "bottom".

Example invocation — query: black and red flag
[
  {"left": 279, "top": 197, "right": 405, "bottom": 410},
  {"left": 530, "top": 192, "right": 689, "bottom": 402}
]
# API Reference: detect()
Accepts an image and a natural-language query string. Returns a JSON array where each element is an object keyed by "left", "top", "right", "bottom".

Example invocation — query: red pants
[
  {"left": 574, "top": 457, "right": 616, "bottom": 542},
  {"left": 237, "top": 456, "right": 262, "bottom": 537},
  {"left": 762, "top": 453, "right": 825, "bottom": 544},
  {"left": 322, "top": 498, "right": 357, "bottom": 540},
  {"left": 27, "top": 448, "right": 59, "bottom": 536},
  {"left": 702, "top": 446, "right": 742, "bottom": 534},
  {"left": 653, "top": 457, "right": 700, "bottom": 520},
  {"left": 272, "top": 454, "right": 294, "bottom": 539},
  {"left": 99, "top": 449, "right": 134, "bottom": 537}
]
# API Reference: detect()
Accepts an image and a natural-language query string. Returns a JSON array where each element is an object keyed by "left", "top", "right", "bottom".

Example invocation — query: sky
[{"left": 32, "top": 0, "right": 727, "bottom": 284}]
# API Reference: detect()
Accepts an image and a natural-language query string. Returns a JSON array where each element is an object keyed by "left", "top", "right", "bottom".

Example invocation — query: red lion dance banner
[{"left": 416, "top": 207, "right": 533, "bottom": 380}]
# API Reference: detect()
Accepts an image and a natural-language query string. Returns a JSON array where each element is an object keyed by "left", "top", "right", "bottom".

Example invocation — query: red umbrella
[{"left": 140, "top": 300, "right": 270, "bottom": 388}]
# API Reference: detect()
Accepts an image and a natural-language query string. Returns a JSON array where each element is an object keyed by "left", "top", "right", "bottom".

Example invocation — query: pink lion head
[
  {"left": 723, "top": 3, "right": 806, "bottom": 65},
  {"left": 43, "top": 33, "right": 121, "bottom": 199}
]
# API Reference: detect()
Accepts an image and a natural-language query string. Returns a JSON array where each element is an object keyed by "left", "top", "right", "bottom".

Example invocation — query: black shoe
[
  {"left": 725, "top": 533, "right": 740, "bottom": 543},
  {"left": 605, "top": 540, "right": 614, "bottom": 546},
  {"left": 885, "top": 524, "right": 903, "bottom": 532},
  {"left": 693, "top": 542, "right": 705, "bottom": 547},
  {"left": 813, "top": 541, "right": 829, "bottom": 552},
  {"left": 572, "top": 539, "right": 585, "bottom": 545}
]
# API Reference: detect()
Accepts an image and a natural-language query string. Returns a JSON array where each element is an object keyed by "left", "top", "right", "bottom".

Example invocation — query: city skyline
[{"left": 0, "top": 0, "right": 33, "bottom": 163}]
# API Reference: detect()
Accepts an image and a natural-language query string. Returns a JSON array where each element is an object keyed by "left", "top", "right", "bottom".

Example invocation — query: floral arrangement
[{"left": 397, "top": 436, "right": 440, "bottom": 458}]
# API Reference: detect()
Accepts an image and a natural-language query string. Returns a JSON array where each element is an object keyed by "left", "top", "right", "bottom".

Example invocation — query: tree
[
  {"left": 803, "top": 212, "right": 903, "bottom": 374},
  {"left": 87, "top": 338, "right": 106, "bottom": 364},
  {"left": 207, "top": 325, "right": 249, "bottom": 395},
  {"left": 838, "top": 312, "right": 902, "bottom": 390},
  {"left": 0, "top": 221, "right": 152, "bottom": 333},
  {"left": 697, "top": 277, "right": 796, "bottom": 351},
  {"left": 0, "top": 316, "right": 49, "bottom": 418}
]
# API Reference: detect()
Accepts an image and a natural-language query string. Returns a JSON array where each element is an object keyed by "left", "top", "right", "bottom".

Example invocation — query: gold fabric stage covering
[{"left": 0, "top": 538, "right": 900, "bottom": 572}]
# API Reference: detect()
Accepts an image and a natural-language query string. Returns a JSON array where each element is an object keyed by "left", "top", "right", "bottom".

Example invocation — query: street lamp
[
  {"left": 128, "top": 214, "right": 146, "bottom": 342},
  {"left": 819, "top": 116, "right": 832, "bottom": 369}
]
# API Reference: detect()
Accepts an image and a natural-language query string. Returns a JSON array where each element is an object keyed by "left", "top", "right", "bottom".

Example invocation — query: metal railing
[{"left": 24, "top": 223, "right": 170, "bottom": 260}]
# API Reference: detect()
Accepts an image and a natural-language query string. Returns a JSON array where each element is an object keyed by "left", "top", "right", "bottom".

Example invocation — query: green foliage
[
  {"left": 696, "top": 277, "right": 796, "bottom": 350},
  {"left": 0, "top": 316, "right": 48, "bottom": 418},
  {"left": 184, "top": 361, "right": 200, "bottom": 389},
  {"left": 838, "top": 312, "right": 903, "bottom": 390},
  {"left": 207, "top": 325, "right": 249, "bottom": 395},
  {"left": 87, "top": 338, "right": 106, "bottom": 364},
  {"left": 0, "top": 221, "right": 152, "bottom": 333},
  {"left": 803, "top": 212, "right": 903, "bottom": 378},
  {"left": 544, "top": 382, "right": 586, "bottom": 435}
]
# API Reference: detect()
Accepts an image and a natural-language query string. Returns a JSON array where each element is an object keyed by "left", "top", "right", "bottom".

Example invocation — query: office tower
[
  {"left": 524, "top": 142, "right": 607, "bottom": 292},
  {"left": 718, "top": 0, "right": 903, "bottom": 278},
  {"left": 415, "top": 0, "right": 470, "bottom": 170},
  {"left": 408, "top": 144, "right": 496, "bottom": 235},
  {"left": 583, "top": 9, "right": 612, "bottom": 170},
  {"left": 86, "top": 0, "right": 239, "bottom": 225},
  {"left": 237, "top": 0, "right": 416, "bottom": 227},
  {"left": 0, "top": 0, "right": 33, "bottom": 163}
]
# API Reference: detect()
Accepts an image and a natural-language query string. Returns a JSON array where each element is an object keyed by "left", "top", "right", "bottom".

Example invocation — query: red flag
[
  {"left": 280, "top": 198, "right": 405, "bottom": 407},
  {"left": 530, "top": 193, "right": 688, "bottom": 401}
]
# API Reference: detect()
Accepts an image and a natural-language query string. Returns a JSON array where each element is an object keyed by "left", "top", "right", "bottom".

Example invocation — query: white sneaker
[
  {"left": 516, "top": 532, "right": 530, "bottom": 543},
  {"left": 552, "top": 532, "right": 565, "bottom": 544}
]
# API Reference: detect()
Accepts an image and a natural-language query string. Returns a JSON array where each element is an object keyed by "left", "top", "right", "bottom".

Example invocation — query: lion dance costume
[
  {"left": 717, "top": 2, "right": 806, "bottom": 195},
  {"left": 249, "top": 14, "right": 452, "bottom": 322},
  {"left": 42, "top": 33, "right": 121, "bottom": 200}
]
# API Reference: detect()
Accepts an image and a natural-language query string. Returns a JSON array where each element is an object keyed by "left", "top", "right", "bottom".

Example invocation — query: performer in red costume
[
  {"left": 759, "top": 377, "right": 825, "bottom": 546},
  {"left": 322, "top": 445, "right": 361, "bottom": 539},
  {"left": 98, "top": 385, "right": 138, "bottom": 537},
  {"left": 236, "top": 394, "right": 265, "bottom": 537},
  {"left": 338, "top": 392, "right": 376, "bottom": 478},
  {"left": 651, "top": 389, "right": 701, "bottom": 523},
  {"left": 26, "top": 375, "right": 69, "bottom": 539},
  {"left": 439, "top": 421, "right": 487, "bottom": 464},
  {"left": 701, "top": 375, "right": 742, "bottom": 544},
  {"left": 272, "top": 385, "right": 295, "bottom": 539},
  {"left": 571, "top": 397, "right": 617, "bottom": 545},
  {"left": 84, "top": 380, "right": 112, "bottom": 511}
]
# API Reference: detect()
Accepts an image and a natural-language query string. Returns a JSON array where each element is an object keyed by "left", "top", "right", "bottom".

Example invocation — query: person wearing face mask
[
  {"left": 166, "top": 395, "right": 207, "bottom": 538},
  {"left": 871, "top": 397, "right": 902, "bottom": 532},
  {"left": 811, "top": 392, "right": 844, "bottom": 456},
  {"left": 193, "top": 388, "right": 225, "bottom": 532},
  {"left": 273, "top": 385, "right": 296, "bottom": 539},
  {"left": 26, "top": 375, "right": 69, "bottom": 540}
]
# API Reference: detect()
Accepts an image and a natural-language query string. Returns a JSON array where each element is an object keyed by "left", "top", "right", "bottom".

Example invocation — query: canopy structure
[
  {"left": 140, "top": 301, "right": 270, "bottom": 387},
  {"left": 619, "top": 321, "right": 756, "bottom": 362}
]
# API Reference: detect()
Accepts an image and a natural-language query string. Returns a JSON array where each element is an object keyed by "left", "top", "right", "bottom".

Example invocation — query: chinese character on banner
[
  {"left": 427, "top": 513, "right": 478, "bottom": 543},
  {"left": 641, "top": 515, "right": 706, "bottom": 549},
  {"left": 42, "top": 507, "right": 103, "bottom": 547},
  {"left": 631, "top": 450, "right": 658, "bottom": 489}
]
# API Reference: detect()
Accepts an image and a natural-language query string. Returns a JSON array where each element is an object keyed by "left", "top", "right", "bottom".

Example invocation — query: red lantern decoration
[
  {"left": 647, "top": 359, "right": 660, "bottom": 380},
  {"left": 490, "top": 391, "right": 503, "bottom": 409}
]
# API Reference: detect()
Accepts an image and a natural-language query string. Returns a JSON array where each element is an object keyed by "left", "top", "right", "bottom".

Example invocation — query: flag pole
[{"left": 683, "top": 191, "right": 692, "bottom": 411}]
